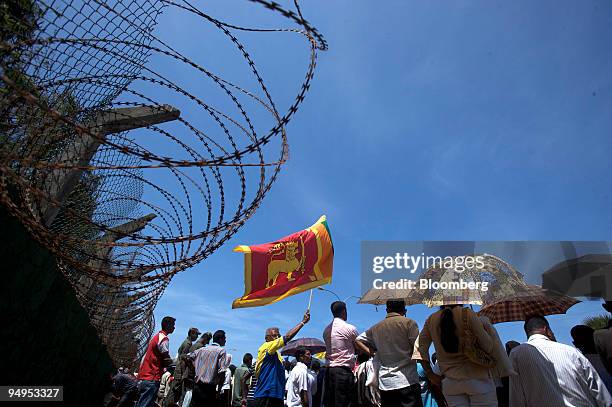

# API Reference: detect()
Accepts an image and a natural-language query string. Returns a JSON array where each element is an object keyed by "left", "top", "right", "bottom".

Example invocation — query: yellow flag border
[
  {"left": 232, "top": 277, "right": 332, "bottom": 308},
  {"left": 233, "top": 245, "right": 252, "bottom": 296}
]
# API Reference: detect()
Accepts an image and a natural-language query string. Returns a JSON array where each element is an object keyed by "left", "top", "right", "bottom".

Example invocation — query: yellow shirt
[
  {"left": 255, "top": 336, "right": 285, "bottom": 377},
  {"left": 254, "top": 336, "right": 286, "bottom": 399}
]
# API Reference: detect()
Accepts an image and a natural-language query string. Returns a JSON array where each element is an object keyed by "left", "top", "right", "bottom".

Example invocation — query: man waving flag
[{"left": 232, "top": 215, "right": 334, "bottom": 308}]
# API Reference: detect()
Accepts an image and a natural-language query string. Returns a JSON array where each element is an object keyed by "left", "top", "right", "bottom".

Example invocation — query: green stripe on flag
[{"left": 321, "top": 219, "right": 334, "bottom": 252}]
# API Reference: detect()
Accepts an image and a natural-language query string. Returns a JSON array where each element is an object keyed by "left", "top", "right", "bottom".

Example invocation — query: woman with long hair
[{"left": 412, "top": 305, "right": 498, "bottom": 407}]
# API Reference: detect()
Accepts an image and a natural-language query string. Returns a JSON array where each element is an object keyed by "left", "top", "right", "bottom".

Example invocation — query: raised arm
[{"left": 283, "top": 311, "right": 311, "bottom": 344}]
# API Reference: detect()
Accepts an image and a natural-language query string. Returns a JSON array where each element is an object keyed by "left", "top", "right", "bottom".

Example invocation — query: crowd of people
[{"left": 107, "top": 300, "right": 612, "bottom": 407}]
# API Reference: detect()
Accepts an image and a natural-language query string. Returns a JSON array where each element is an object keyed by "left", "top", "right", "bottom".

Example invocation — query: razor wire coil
[{"left": 0, "top": 0, "right": 325, "bottom": 368}]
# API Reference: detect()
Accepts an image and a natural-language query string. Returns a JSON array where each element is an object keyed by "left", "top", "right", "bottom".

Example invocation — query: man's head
[
  {"left": 505, "top": 340, "right": 520, "bottom": 355},
  {"left": 331, "top": 301, "right": 347, "bottom": 321},
  {"left": 570, "top": 325, "right": 596, "bottom": 353},
  {"left": 161, "top": 316, "right": 176, "bottom": 334},
  {"left": 295, "top": 346, "right": 312, "bottom": 366},
  {"left": 243, "top": 353, "right": 253, "bottom": 366},
  {"left": 213, "top": 330, "right": 226, "bottom": 346},
  {"left": 199, "top": 332, "right": 212, "bottom": 344},
  {"left": 265, "top": 327, "right": 281, "bottom": 342},
  {"left": 386, "top": 299, "right": 406, "bottom": 316},
  {"left": 188, "top": 327, "right": 200, "bottom": 341},
  {"left": 311, "top": 359, "right": 321, "bottom": 373},
  {"left": 524, "top": 315, "right": 555, "bottom": 340}
]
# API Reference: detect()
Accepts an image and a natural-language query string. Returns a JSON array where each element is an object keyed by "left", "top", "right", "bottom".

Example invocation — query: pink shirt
[{"left": 323, "top": 318, "right": 359, "bottom": 369}]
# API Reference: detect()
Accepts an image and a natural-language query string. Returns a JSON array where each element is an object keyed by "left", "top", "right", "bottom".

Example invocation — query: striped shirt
[
  {"left": 510, "top": 334, "right": 612, "bottom": 407},
  {"left": 247, "top": 364, "right": 258, "bottom": 401},
  {"left": 188, "top": 343, "right": 228, "bottom": 385}
]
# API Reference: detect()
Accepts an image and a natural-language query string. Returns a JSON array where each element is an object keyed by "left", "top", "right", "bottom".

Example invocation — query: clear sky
[{"left": 149, "top": 0, "right": 612, "bottom": 360}]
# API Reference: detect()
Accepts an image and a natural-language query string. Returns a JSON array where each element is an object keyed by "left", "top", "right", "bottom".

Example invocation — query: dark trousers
[
  {"left": 380, "top": 384, "right": 422, "bottom": 407},
  {"left": 219, "top": 389, "right": 231, "bottom": 407},
  {"left": 325, "top": 366, "right": 355, "bottom": 407},
  {"left": 134, "top": 380, "right": 160, "bottom": 407},
  {"left": 251, "top": 397, "right": 284, "bottom": 407},
  {"left": 497, "top": 377, "right": 509, "bottom": 407},
  {"left": 190, "top": 382, "right": 217, "bottom": 407}
]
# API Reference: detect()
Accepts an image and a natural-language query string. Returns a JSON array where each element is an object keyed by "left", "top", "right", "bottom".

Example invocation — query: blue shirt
[{"left": 254, "top": 337, "right": 286, "bottom": 399}]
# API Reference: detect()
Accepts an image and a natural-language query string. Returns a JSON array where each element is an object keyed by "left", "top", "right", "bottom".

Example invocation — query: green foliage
[
  {"left": 0, "top": 0, "right": 44, "bottom": 70},
  {"left": 1, "top": 86, "right": 83, "bottom": 167},
  {"left": 1, "top": 0, "right": 44, "bottom": 141},
  {"left": 0, "top": 1, "right": 96, "bottom": 234},
  {"left": 0, "top": 0, "right": 42, "bottom": 46},
  {"left": 584, "top": 314, "right": 611, "bottom": 330}
]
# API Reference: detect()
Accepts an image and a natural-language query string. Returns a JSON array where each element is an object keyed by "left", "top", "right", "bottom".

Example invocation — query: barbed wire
[{"left": 0, "top": 0, "right": 325, "bottom": 368}]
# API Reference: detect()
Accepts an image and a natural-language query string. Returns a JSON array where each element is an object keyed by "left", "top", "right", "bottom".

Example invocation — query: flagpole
[{"left": 307, "top": 289, "right": 313, "bottom": 311}]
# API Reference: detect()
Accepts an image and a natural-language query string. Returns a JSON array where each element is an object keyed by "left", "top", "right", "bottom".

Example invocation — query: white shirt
[
  {"left": 510, "top": 334, "right": 612, "bottom": 407},
  {"left": 221, "top": 368, "right": 231, "bottom": 391},
  {"left": 357, "top": 359, "right": 381, "bottom": 406},
  {"left": 286, "top": 362, "right": 313, "bottom": 407},
  {"left": 308, "top": 368, "right": 318, "bottom": 397}
]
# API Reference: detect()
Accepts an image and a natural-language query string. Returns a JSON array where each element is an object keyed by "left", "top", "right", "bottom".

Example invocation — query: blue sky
[{"left": 148, "top": 0, "right": 612, "bottom": 360}]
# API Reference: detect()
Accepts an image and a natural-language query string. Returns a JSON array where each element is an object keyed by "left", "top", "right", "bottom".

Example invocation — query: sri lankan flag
[{"left": 232, "top": 216, "right": 334, "bottom": 308}]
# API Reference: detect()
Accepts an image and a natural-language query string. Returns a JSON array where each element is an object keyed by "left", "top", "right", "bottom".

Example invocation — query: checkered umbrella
[
  {"left": 478, "top": 287, "right": 580, "bottom": 324},
  {"left": 281, "top": 338, "right": 326, "bottom": 357}
]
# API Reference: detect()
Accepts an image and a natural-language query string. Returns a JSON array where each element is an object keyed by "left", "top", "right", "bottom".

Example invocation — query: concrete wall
[{"left": 1, "top": 205, "right": 115, "bottom": 406}]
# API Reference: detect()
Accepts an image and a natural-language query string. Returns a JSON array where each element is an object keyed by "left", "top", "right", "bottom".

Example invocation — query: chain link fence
[{"left": 1, "top": 0, "right": 326, "bottom": 367}]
